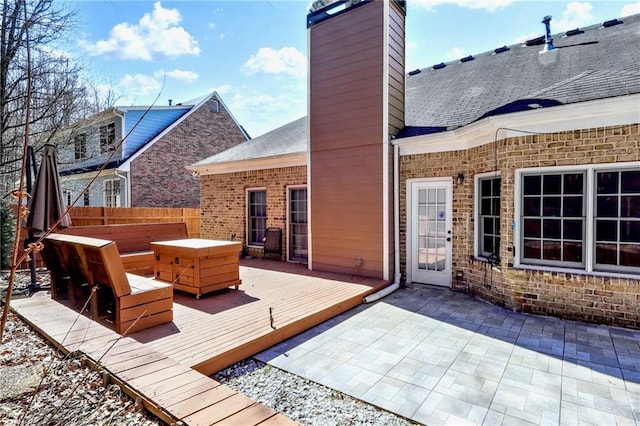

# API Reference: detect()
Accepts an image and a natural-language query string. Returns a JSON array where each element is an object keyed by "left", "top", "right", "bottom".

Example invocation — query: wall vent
[{"left": 210, "top": 100, "right": 219, "bottom": 113}]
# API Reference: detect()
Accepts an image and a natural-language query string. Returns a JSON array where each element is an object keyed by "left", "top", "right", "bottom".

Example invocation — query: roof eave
[
  {"left": 189, "top": 152, "right": 307, "bottom": 176},
  {"left": 396, "top": 94, "right": 640, "bottom": 155}
]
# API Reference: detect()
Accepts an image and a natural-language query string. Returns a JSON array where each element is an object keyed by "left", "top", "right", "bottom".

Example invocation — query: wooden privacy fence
[{"left": 10, "top": 206, "right": 200, "bottom": 270}]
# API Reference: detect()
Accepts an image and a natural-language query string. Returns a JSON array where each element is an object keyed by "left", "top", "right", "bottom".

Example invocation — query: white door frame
[{"left": 406, "top": 177, "right": 453, "bottom": 287}]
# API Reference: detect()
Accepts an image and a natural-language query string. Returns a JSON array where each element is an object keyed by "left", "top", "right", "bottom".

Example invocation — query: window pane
[
  {"left": 620, "top": 221, "right": 640, "bottom": 243},
  {"left": 563, "top": 242, "right": 583, "bottom": 262},
  {"left": 481, "top": 199, "right": 492, "bottom": 215},
  {"left": 563, "top": 220, "right": 583, "bottom": 240},
  {"left": 543, "top": 219, "right": 561, "bottom": 239},
  {"left": 437, "top": 188, "right": 445, "bottom": 203},
  {"left": 563, "top": 196, "right": 583, "bottom": 217},
  {"left": 597, "top": 172, "right": 618, "bottom": 194},
  {"left": 492, "top": 198, "right": 500, "bottom": 215},
  {"left": 621, "top": 171, "right": 640, "bottom": 193},
  {"left": 523, "top": 239, "right": 540, "bottom": 258},
  {"left": 543, "top": 174, "right": 562, "bottom": 194},
  {"left": 523, "top": 219, "right": 541, "bottom": 238},
  {"left": 523, "top": 198, "right": 540, "bottom": 216},
  {"left": 483, "top": 217, "right": 493, "bottom": 234},
  {"left": 621, "top": 196, "right": 640, "bottom": 218},
  {"left": 483, "top": 236, "right": 494, "bottom": 253},
  {"left": 596, "top": 220, "right": 617, "bottom": 241},
  {"left": 620, "top": 244, "right": 640, "bottom": 267},
  {"left": 597, "top": 196, "right": 618, "bottom": 217},
  {"left": 596, "top": 243, "right": 617, "bottom": 265},
  {"left": 542, "top": 197, "right": 561, "bottom": 216},
  {"left": 523, "top": 175, "right": 541, "bottom": 195},
  {"left": 542, "top": 241, "right": 561, "bottom": 260},
  {"left": 564, "top": 173, "right": 583, "bottom": 194},
  {"left": 481, "top": 179, "right": 492, "bottom": 196},
  {"left": 494, "top": 218, "right": 500, "bottom": 234},
  {"left": 492, "top": 180, "right": 501, "bottom": 196}
]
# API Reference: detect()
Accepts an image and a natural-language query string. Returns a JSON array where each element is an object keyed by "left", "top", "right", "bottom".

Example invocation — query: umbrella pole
[{"left": 25, "top": 146, "right": 38, "bottom": 289}]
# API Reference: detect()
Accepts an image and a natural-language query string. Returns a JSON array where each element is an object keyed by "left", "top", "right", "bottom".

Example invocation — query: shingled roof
[
  {"left": 404, "top": 13, "right": 640, "bottom": 134},
  {"left": 192, "top": 13, "right": 640, "bottom": 168}
]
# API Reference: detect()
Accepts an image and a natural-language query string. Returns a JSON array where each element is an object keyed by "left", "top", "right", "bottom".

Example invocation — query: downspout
[
  {"left": 114, "top": 170, "right": 129, "bottom": 207},
  {"left": 363, "top": 140, "right": 401, "bottom": 303}
]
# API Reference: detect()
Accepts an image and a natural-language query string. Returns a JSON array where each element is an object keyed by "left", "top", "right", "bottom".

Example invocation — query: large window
[
  {"left": 100, "top": 123, "right": 116, "bottom": 154},
  {"left": 477, "top": 176, "right": 501, "bottom": 258},
  {"left": 594, "top": 169, "right": 640, "bottom": 273},
  {"left": 288, "top": 187, "right": 308, "bottom": 262},
  {"left": 104, "top": 179, "right": 121, "bottom": 207},
  {"left": 74, "top": 133, "right": 86, "bottom": 160},
  {"left": 517, "top": 165, "right": 640, "bottom": 275},
  {"left": 248, "top": 189, "right": 266, "bottom": 246}
]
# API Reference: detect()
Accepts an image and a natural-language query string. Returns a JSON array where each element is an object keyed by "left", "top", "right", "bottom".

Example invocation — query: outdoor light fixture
[{"left": 456, "top": 173, "right": 465, "bottom": 185}]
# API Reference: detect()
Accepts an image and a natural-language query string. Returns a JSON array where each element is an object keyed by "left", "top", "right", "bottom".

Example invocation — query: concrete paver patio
[{"left": 256, "top": 284, "right": 640, "bottom": 425}]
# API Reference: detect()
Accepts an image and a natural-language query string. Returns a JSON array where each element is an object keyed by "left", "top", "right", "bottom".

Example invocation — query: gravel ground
[
  {"left": 213, "top": 359, "right": 417, "bottom": 426},
  {"left": 2, "top": 269, "right": 416, "bottom": 425}
]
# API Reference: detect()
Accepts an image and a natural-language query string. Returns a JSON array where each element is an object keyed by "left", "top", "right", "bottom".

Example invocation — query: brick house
[
  {"left": 190, "top": 2, "right": 640, "bottom": 327},
  {"left": 57, "top": 92, "right": 248, "bottom": 208}
]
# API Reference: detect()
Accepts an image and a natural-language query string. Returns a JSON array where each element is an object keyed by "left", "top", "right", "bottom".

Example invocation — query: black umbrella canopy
[{"left": 26, "top": 144, "right": 71, "bottom": 234}]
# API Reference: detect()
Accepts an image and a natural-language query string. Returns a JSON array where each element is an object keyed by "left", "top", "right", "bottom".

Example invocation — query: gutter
[{"left": 363, "top": 141, "right": 401, "bottom": 303}]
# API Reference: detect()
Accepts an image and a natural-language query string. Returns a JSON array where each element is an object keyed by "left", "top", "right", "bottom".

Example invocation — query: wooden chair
[{"left": 262, "top": 228, "right": 282, "bottom": 260}]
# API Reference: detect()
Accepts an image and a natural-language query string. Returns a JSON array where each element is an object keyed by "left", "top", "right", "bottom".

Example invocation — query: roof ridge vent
[
  {"left": 602, "top": 18, "right": 623, "bottom": 27},
  {"left": 541, "top": 15, "right": 555, "bottom": 52},
  {"left": 525, "top": 36, "right": 545, "bottom": 46},
  {"left": 408, "top": 69, "right": 421, "bottom": 76},
  {"left": 494, "top": 46, "right": 510, "bottom": 54},
  {"left": 432, "top": 62, "right": 446, "bottom": 70},
  {"left": 460, "top": 55, "right": 475, "bottom": 63},
  {"left": 565, "top": 28, "right": 584, "bottom": 36}
]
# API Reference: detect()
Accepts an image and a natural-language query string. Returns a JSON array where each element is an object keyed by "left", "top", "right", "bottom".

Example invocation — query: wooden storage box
[{"left": 151, "top": 239, "right": 242, "bottom": 298}]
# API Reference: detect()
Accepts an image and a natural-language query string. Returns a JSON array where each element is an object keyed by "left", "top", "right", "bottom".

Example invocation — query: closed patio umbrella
[
  {"left": 26, "top": 144, "right": 71, "bottom": 233},
  {"left": 25, "top": 144, "right": 71, "bottom": 287}
]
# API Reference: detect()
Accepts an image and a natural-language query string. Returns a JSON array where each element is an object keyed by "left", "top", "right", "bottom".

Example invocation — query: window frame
[
  {"left": 286, "top": 185, "right": 308, "bottom": 263},
  {"left": 99, "top": 122, "right": 116, "bottom": 154},
  {"left": 474, "top": 172, "right": 502, "bottom": 259},
  {"left": 103, "top": 178, "right": 121, "bottom": 207},
  {"left": 514, "top": 162, "right": 640, "bottom": 277},
  {"left": 74, "top": 133, "right": 87, "bottom": 161},
  {"left": 246, "top": 188, "right": 267, "bottom": 247}
]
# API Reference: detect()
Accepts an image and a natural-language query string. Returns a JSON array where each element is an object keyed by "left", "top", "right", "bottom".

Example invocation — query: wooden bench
[
  {"left": 41, "top": 233, "right": 173, "bottom": 334},
  {"left": 61, "top": 222, "right": 188, "bottom": 276}
]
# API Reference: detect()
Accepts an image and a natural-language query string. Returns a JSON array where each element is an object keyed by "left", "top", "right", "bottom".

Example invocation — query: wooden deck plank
[
  {"left": 181, "top": 394, "right": 256, "bottom": 426},
  {"left": 12, "top": 259, "right": 389, "bottom": 425},
  {"left": 256, "top": 413, "right": 298, "bottom": 425},
  {"left": 214, "top": 403, "right": 280, "bottom": 425}
]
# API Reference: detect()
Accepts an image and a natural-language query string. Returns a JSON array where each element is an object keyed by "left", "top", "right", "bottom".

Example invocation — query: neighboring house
[
  {"left": 57, "top": 92, "right": 248, "bottom": 208},
  {"left": 190, "top": 1, "right": 640, "bottom": 328}
]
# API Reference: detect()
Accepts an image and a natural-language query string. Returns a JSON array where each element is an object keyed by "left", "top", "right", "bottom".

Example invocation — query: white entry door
[{"left": 409, "top": 179, "right": 453, "bottom": 287}]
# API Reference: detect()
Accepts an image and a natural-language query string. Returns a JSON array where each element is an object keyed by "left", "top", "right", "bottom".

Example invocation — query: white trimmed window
[
  {"left": 74, "top": 133, "right": 86, "bottom": 160},
  {"left": 515, "top": 163, "right": 640, "bottom": 275},
  {"left": 476, "top": 174, "right": 501, "bottom": 258},
  {"left": 104, "top": 179, "right": 121, "bottom": 207},
  {"left": 64, "top": 190, "right": 72, "bottom": 207},
  {"left": 99, "top": 122, "right": 116, "bottom": 154},
  {"left": 247, "top": 189, "right": 267, "bottom": 246}
]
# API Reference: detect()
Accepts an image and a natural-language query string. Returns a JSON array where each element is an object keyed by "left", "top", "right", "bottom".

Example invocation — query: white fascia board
[
  {"left": 397, "top": 94, "right": 640, "bottom": 156},
  {"left": 60, "top": 169, "right": 116, "bottom": 182},
  {"left": 188, "top": 152, "right": 307, "bottom": 176}
]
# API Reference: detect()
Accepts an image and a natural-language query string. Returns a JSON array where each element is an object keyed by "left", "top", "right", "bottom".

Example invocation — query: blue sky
[{"left": 68, "top": 0, "right": 640, "bottom": 137}]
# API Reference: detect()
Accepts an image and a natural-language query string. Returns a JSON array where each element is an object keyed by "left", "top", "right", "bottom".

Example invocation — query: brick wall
[
  {"left": 400, "top": 123, "right": 640, "bottom": 328},
  {"left": 200, "top": 166, "right": 307, "bottom": 259},
  {"left": 130, "top": 95, "right": 247, "bottom": 207}
]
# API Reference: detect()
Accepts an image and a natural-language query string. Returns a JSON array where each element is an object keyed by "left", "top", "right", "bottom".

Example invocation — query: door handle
[{"left": 446, "top": 237, "right": 451, "bottom": 242}]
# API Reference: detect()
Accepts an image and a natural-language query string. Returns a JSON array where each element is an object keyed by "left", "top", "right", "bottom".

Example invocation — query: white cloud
[
  {"left": 156, "top": 69, "right": 199, "bottom": 83},
  {"left": 211, "top": 84, "right": 233, "bottom": 94},
  {"left": 207, "top": 22, "right": 216, "bottom": 30},
  {"left": 242, "top": 47, "right": 307, "bottom": 78},
  {"left": 554, "top": 2, "right": 594, "bottom": 32},
  {"left": 444, "top": 47, "right": 466, "bottom": 61},
  {"left": 118, "top": 74, "right": 162, "bottom": 99},
  {"left": 621, "top": 3, "right": 640, "bottom": 17},
  {"left": 412, "top": 0, "right": 514, "bottom": 12},
  {"left": 82, "top": 2, "right": 200, "bottom": 61},
  {"left": 513, "top": 31, "right": 541, "bottom": 45}
]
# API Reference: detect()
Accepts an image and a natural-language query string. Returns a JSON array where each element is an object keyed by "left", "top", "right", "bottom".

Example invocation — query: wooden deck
[{"left": 10, "top": 258, "right": 389, "bottom": 425}]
